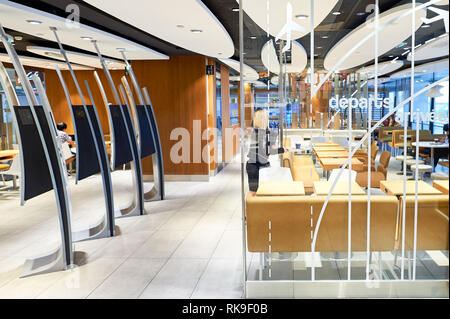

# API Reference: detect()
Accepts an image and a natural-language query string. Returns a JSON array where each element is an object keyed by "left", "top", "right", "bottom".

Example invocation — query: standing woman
[{"left": 246, "top": 109, "right": 286, "bottom": 195}]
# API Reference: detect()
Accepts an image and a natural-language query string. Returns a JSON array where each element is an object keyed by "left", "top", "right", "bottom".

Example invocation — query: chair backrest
[
  {"left": 61, "top": 142, "right": 74, "bottom": 160},
  {"left": 246, "top": 195, "right": 398, "bottom": 252},
  {"left": 392, "top": 129, "right": 414, "bottom": 146},
  {"left": 371, "top": 142, "right": 378, "bottom": 161},
  {"left": 378, "top": 151, "right": 391, "bottom": 169},
  {"left": 376, "top": 165, "right": 387, "bottom": 177},
  {"left": 329, "top": 168, "right": 357, "bottom": 183},
  {"left": 398, "top": 195, "right": 449, "bottom": 251}
]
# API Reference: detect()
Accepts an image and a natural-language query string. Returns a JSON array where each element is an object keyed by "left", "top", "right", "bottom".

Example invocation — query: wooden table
[
  {"left": 313, "top": 181, "right": 366, "bottom": 195},
  {"left": 0, "top": 150, "right": 19, "bottom": 161},
  {"left": 256, "top": 181, "right": 305, "bottom": 196},
  {"left": 314, "top": 152, "right": 350, "bottom": 158},
  {"left": 319, "top": 157, "right": 363, "bottom": 172},
  {"left": 433, "top": 180, "right": 449, "bottom": 194},
  {"left": 380, "top": 180, "right": 442, "bottom": 196}
]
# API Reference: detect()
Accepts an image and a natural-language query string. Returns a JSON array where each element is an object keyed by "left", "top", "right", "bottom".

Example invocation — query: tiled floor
[
  {"left": 0, "top": 161, "right": 245, "bottom": 299},
  {"left": 0, "top": 148, "right": 448, "bottom": 298}
]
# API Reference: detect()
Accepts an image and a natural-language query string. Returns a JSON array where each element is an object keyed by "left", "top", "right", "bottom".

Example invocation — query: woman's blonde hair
[{"left": 253, "top": 109, "right": 269, "bottom": 129}]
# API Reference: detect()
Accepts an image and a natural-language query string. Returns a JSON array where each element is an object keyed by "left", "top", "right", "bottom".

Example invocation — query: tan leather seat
[
  {"left": 246, "top": 195, "right": 398, "bottom": 253},
  {"left": 397, "top": 195, "right": 449, "bottom": 251}
]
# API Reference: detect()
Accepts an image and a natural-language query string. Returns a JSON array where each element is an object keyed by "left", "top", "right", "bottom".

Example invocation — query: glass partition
[{"left": 239, "top": 0, "right": 449, "bottom": 298}]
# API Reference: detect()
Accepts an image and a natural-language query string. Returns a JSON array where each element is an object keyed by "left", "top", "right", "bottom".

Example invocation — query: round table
[{"left": 411, "top": 141, "right": 449, "bottom": 172}]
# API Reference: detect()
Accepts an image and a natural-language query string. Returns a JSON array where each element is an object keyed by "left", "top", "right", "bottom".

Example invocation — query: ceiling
[{"left": 0, "top": 0, "right": 448, "bottom": 78}]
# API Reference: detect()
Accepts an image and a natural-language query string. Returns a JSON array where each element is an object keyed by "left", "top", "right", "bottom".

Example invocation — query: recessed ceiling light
[
  {"left": 332, "top": 11, "right": 341, "bottom": 15},
  {"left": 26, "top": 20, "right": 42, "bottom": 25},
  {"left": 176, "top": 24, "right": 184, "bottom": 28},
  {"left": 317, "top": 46, "right": 322, "bottom": 49},
  {"left": 250, "top": 36, "right": 257, "bottom": 39},
  {"left": 321, "top": 35, "right": 328, "bottom": 39},
  {"left": 389, "top": 55, "right": 394, "bottom": 57},
  {"left": 14, "top": 36, "right": 22, "bottom": 41},
  {"left": 356, "top": 12, "right": 366, "bottom": 16},
  {"left": 403, "top": 47, "right": 410, "bottom": 50},
  {"left": 190, "top": 29, "right": 203, "bottom": 33},
  {"left": 81, "top": 36, "right": 93, "bottom": 41},
  {"left": 421, "top": 24, "right": 430, "bottom": 28},
  {"left": 295, "top": 14, "right": 308, "bottom": 19},
  {"left": 232, "top": 8, "right": 239, "bottom": 12}
]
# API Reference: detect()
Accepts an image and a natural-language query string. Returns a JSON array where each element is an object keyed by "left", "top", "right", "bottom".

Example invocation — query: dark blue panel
[
  {"left": 33, "top": 105, "right": 72, "bottom": 265},
  {"left": 109, "top": 104, "right": 133, "bottom": 168},
  {"left": 12, "top": 106, "right": 53, "bottom": 201},
  {"left": 86, "top": 106, "right": 115, "bottom": 235},
  {"left": 71, "top": 105, "right": 101, "bottom": 180},
  {"left": 136, "top": 105, "right": 155, "bottom": 158}
]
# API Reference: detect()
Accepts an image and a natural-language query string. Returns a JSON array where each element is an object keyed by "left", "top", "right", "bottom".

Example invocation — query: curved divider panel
[
  {"left": 86, "top": 106, "right": 115, "bottom": 235},
  {"left": 136, "top": 104, "right": 156, "bottom": 158},
  {"left": 13, "top": 106, "right": 53, "bottom": 201},
  {"left": 109, "top": 105, "right": 133, "bottom": 168},
  {"left": 145, "top": 103, "right": 164, "bottom": 200},
  {"left": 13, "top": 105, "right": 73, "bottom": 277},
  {"left": 71, "top": 106, "right": 101, "bottom": 181},
  {"left": 71, "top": 105, "right": 115, "bottom": 239}
]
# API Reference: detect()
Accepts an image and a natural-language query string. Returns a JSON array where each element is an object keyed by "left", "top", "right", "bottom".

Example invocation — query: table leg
[{"left": 13, "top": 175, "right": 17, "bottom": 189}]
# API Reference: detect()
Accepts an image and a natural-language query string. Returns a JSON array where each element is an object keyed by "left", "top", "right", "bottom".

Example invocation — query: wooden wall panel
[
  {"left": 207, "top": 58, "right": 217, "bottom": 171},
  {"left": 132, "top": 56, "right": 209, "bottom": 176},
  {"left": 43, "top": 56, "right": 209, "bottom": 177},
  {"left": 44, "top": 69, "right": 126, "bottom": 136}
]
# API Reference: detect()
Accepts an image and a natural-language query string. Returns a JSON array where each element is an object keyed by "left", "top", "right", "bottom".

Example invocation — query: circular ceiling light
[
  {"left": 176, "top": 24, "right": 184, "bottom": 28},
  {"left": 332, "top": 11, "right": 341, "bottom": 15},
  {"left": 356, "top": 12, "right": 366, "bottom": 16},
  {"left": 26, "top": 20, "right": 42, "bottom": 25},
  {"left": 295, "top": 14, "right": 308, "bottom": 19},
  {"left": 232, "top": 8, "right": 239, "bottom": 12},
  {"left": 321, "top": 35, "right": 329, "bottom": 39},
  {"left": 81, "top": 36, "right": 93, "bottom": 41},
  {"left": 190, "top": 29, "right": 203, "bottom": 33}
]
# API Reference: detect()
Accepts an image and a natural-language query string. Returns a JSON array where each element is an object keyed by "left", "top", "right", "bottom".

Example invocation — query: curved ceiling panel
[
  {"left": 0, "top": 0, "right": 168, "bottom": 60},
  {"left": 84, "top": 0, "right": 234, "bottom": 58},
  {"left": 357, "top": 60, "right": 404, "bottom": 78},
  {"left": 219, "top": 58, "right": 259, "bottom": 81},
  {"left": 407, "top": 34, "right": 449, "bottom": 62},
  {"left": 238, "top": 0, "right": 339, "bottom": 40},
  {"left": 0, "top": 53, "right": 93, "bottom": 70},
  {"left": 261, "top": 39, "right": 307, "bottom": 74},
  {"left": 324, "top": 3, "right": 426, "bottom": 71},
  {"left": 271, "top": 76, "right": 279, "bottom": 85},
  {"left": 27, "top": 46, "right": 125, "bottom": 70},
  {"left": 390, "top": 58, "right": 449, "bottom": 79}
]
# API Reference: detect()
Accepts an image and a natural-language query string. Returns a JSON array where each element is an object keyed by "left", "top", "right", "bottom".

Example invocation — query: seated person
[
  {"left": 56, "top": 122, "right": 76, "bottom": 165},
  {"left": 388, "top": 114, "right": 401, "bottom": 127}
]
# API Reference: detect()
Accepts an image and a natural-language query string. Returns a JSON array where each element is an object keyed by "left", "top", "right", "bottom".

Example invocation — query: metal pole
[{"left": 239, "top": 0, "right": 248, "bottom": 298}]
